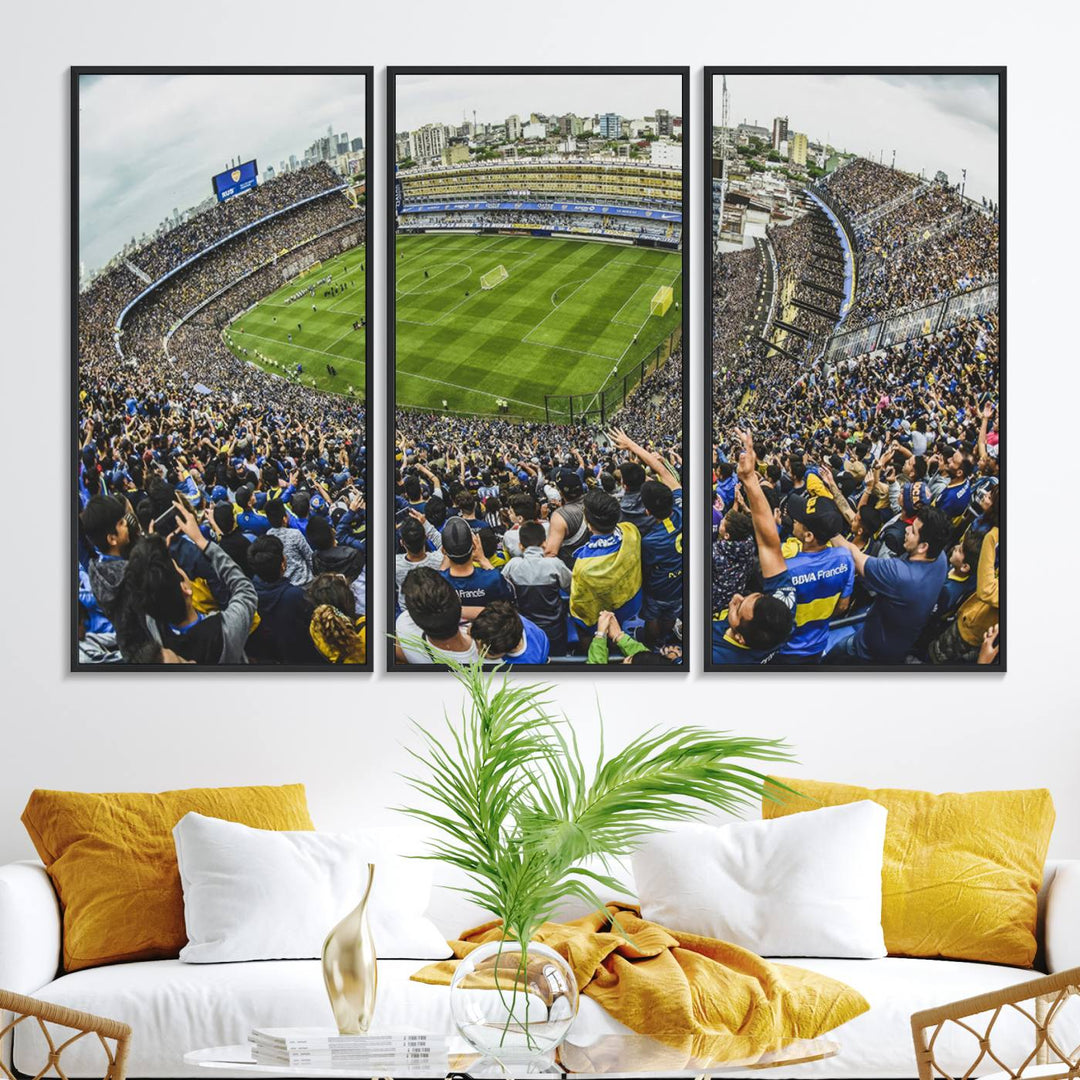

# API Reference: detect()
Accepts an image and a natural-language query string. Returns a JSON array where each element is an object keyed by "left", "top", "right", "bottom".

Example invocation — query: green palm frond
[{"left": 398, "top": 657, "right": 794, "bottom": 943}]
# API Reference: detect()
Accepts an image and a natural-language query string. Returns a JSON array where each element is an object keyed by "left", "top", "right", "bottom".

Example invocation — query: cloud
[
  {"left": 716, "top": 73, "right": 999, "bottom": 200},
  {"left": 78, "top": 72, "right": 366, "bottom": 270},
  {"left": 874, "top": 73, "right": 999, "bottom": 133}
]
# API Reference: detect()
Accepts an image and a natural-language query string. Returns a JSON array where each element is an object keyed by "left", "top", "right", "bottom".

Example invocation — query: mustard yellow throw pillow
[
  {"left": 763, "top": 778, "right": 1054, "bottom": 967},
  {"left": 22, "top": 784, "right": 314, "bottom": 971}
]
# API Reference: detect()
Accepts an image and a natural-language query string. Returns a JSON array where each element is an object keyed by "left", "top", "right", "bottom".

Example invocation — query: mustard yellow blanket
[{"left": 412, "top": 904, "right": 868, "bottom": 1065}]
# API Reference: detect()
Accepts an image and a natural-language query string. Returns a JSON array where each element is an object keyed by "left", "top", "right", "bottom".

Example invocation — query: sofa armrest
[
  {"left": 0, "top": 861, "right": 61, "bottom": 993},
  {"left": 1045, "top": 859, "right": 1080, "bottom": 973}
]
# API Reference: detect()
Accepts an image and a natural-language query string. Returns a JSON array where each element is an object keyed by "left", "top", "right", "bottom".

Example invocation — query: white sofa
[{"left": 2, "top": 837, "right": 1078, "bottom": 1080}]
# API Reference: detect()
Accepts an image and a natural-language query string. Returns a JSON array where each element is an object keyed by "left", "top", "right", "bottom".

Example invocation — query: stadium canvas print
[
  {"left": 706, "top": 69, "right": 1002, "bottom": 670},
  {"left": 74, "top": 69, "right": 372, "bottom": 669},
  {"left": 388, "top": 68, "right": 689, "bottom": 671}
]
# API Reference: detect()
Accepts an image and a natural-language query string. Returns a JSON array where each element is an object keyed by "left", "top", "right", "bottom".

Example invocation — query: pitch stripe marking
[
  {"left": 611, "top": 283, "right": 670, "bottom": 327},
  {"left": 581, "top": 269, "right": 684, "bottom": 415},
  {"left": 395, "top": 368, "right": 538, "bottom": 410},
  {"left": 396, "top": 247, "right": 544, "bottom": 327},
  {"left": 520, "top": 246, "right": 623, "bottom": 346},
  {"left": 230, "top": 330, "right": 362, "bottom": 363},
  {"left": 522, "top": 340, "right": 624, "bottom": 363},
  {"left": 395, "top": 261, "right": 469, "bottom": 298},
  {"left": 424, "top": 248, "right": 543, "bottom": 326}
]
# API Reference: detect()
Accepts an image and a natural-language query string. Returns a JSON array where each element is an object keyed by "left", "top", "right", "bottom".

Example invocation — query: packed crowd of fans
[
  {"left": 166, "top": 231, "right": 360, "bottom": 395},
  {"left": 391, "top": 354, "right": 685, "bottom": 666},
  {"left": 398, "top": 209, "right": 680, "bottom": 245},
  {"left": 118, "top": 163, "right": 345, "bottom": 280},
  {"left": 608, "top": 344, "right": 683, "bottom": 448},
  {"left": 819, "top": 161, "right": 999, "bottom": 330},
  {"left": 855, "top": 183, "right": 962, "bottom": 251},
  {"left": 770, "top": 213, "right": 819, "bottom": 290},
  {"left": 820, "top": 157, "right": 920, "bottom": 218},
  {"left": 712, "top": 246, "right": 761, "bottom": 380},
  {"left": 846, "top": 205, "right": 998, "bottom": 327},
  {"left": 121, "top": 199, "right": 361, "bottom": 368},
  {"left": 763, "top": 209, "right": 845, "bottom": 361},
  {"left": 77, "top": 166, "right": 369, "bottom": 665},
  {"left": 710, "top": 156, "right": 1000, "bottom": 666}
]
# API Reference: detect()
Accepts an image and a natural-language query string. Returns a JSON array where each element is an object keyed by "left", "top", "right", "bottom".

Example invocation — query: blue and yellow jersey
[
  {"left": 712, "top": 614, "right": 775, "bottom": 664},
  {"left": 640, "top": 490, "right": 683, "bottom": 605},
  {"left": 778, "top": 546, "right": 856, "bottom": 658},
  {"left": 935, "top": 569, "right": 974, "bottom": 617},
  {"left": 711, "top": 569, "right": 796, "bottom": 665},
  {"left": 569, "top": 523, "right": 642, "bottom": 629},
  {"left": 936, "top": 479, "right": 972, "bottom": 522}
]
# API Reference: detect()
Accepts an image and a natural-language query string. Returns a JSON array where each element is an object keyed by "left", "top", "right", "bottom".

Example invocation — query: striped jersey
[{"left": 778, "top": 545, "right": 856, "bottom": 657}]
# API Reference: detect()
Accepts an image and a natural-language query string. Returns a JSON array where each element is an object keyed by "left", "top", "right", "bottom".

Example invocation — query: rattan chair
[
  {"left": 0, "top": 990, "right": 131, "bottom": 1080},
  {"left": 911, "top": 966, "right": 1080, "bottom": 1080}
]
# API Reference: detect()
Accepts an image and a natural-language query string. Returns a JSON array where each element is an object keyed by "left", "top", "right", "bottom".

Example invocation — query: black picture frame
[
  {"left": 702, "top": 67, "right": 1005, "bottom": 673},
  {"left": 71, "top": 66, "right": 375, "bottom": 672},
  {"left": 386, "top": 66, "right": 691, "bottom": 673}
]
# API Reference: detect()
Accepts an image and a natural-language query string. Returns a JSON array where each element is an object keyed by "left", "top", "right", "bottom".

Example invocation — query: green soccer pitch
[
  {"left": 221, "top": 246, "right": 367, "bottom": 397},
  {"left": 394, "top": 232, "right": 683, "bottom": 420}
]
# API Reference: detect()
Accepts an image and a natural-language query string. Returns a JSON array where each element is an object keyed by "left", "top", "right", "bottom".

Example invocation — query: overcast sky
[
  {"left": 714, "top": 73, "right": 999, "bottom": 200},
  {"left": 395, "top": 72, "right": 682, "bottom": 134},
  {"left": 78, "top": 73, "right": 366, "bottom": 271}
]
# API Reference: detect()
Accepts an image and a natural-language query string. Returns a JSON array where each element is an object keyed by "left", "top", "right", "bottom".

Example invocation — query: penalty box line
[
  {"left": 400, "top": 247, "right": 543, "bottom": 328},
  {"left": 393, "top": 236, "right": 509, "bottom": 303},
  {"left": 580, "top": 267, "right": 683, "bottom": 416},
  {"left": 610, "top": 268, "right": 683, "bottom": 326},
  {"left": 524, "top": 258, "right": 680, "bottom": 348}
]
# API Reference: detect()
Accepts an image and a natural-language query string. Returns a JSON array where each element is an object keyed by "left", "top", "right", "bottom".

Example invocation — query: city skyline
[
  {"left": 395, "top": 72, "right": 681, "bottom": 135},
  {"left": 79, "top": 73, "right": 366, "bottom": 272},
  {"left": 713, "top": 73, "right": 999, "bottom": 200}
]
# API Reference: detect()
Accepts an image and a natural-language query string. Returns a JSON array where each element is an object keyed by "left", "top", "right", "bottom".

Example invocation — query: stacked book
[{"left": 248, "top": 1028, "right": 449, "bottom": 1072}]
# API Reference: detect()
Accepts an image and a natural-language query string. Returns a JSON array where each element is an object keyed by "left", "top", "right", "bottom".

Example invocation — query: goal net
[
  {"left": 650, "top": 285, "right": 673, "bottom": 317},
  {"left": 481, "top": 265, "right": 509, "bottom": 290}
]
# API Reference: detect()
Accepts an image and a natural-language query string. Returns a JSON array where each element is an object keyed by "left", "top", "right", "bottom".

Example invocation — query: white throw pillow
[
  {"left": 632, "top": 801, "right": 887, "bottom": 958},
  {"left": 174, "top": 812, "right": 451, "bottom": 962}
]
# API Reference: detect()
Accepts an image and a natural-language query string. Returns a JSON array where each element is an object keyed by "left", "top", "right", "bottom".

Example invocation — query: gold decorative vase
[{"left": 322, "top": 863, "right": 377, "bottom": 1034}]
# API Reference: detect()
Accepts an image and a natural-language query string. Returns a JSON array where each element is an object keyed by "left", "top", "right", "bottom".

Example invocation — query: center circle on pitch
[{"left": 397, "top": 262, "right": 471, "bottom": 295}]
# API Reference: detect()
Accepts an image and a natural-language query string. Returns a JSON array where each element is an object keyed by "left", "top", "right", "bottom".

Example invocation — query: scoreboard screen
[{"left": 211, "top": 160, "right": 258, "bottom": 202}]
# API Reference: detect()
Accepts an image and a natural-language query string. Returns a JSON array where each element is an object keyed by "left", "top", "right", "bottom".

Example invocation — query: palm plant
[{"left": 398, "top": 654, "right": 794, "bottom": 949}]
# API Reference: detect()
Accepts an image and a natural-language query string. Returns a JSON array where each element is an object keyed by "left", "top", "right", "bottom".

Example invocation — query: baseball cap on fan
[
  {"left": 787, "top": 493, "right": 846, "bottom": 542},
  {"left": 441, "top": 516, "right": 475, "bottom": 560},
  {"left": 901, "top": 482, "right": 931, "bottom": 519}
]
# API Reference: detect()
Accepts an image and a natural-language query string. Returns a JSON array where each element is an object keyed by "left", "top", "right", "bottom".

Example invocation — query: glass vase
[
  {"left": 321, "top": 862, "right": 377, "bottom": 1034},
  {"left": 449, "top": 939, "right": 578, "bottom": 1070}
]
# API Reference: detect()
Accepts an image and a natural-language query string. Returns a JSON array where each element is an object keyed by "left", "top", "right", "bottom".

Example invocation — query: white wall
[{"left": 1, "top": 0, "right": 1077, "bottom": 868}]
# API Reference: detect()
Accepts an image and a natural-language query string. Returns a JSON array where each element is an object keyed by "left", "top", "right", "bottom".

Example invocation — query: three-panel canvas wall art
[{"left": 72, "top": 67, "right": 1002, "bottom": 672}]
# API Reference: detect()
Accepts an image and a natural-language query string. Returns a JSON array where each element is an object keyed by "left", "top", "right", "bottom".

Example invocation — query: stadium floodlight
[
  {"left": 480, "top": 265, "right": 509, "bottom": 290},
  {"left": 650, "top": 285, "right": 674, "bottom": 317}
]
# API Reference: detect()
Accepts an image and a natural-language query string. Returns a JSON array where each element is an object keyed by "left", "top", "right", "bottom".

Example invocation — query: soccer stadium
[
  {"left": 77, "top": 138, "right": 370, "bottom": 667},
  {"left": 394, "top": 159, "right": 683, "bottom": 422},
  {"left": 223, "top": 245, "right": 367, "bottom": 398},
  {"left": 710, "top": 139, "right": 1000, "bottom": 668},
  {"left": 392, "top": 82, "right": 688, "bottom": 669}
]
